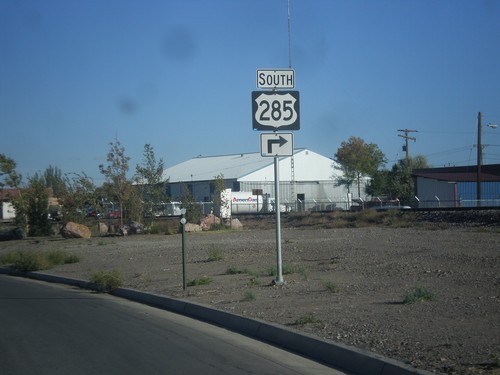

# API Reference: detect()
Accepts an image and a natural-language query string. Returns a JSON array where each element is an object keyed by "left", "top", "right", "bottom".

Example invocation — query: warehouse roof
[
  {"left": 163, "top": 152, "right": 272, "bottom": 182},
  {"left": 413, "top": 164, "right": 500, "bottom": 182},
  {"left": 163, "top": 149, "right": 340, "bottom": 183}
]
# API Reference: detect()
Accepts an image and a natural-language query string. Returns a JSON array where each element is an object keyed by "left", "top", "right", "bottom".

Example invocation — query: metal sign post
[
  {"left": 253, "top": 67, "right": 299, "bottom": 286},
  {"left": 274, "top": 155, "right": 284, "bottom": 285},
  {"left": 260, "top": 132, "right": 292, "bottom": 285}
]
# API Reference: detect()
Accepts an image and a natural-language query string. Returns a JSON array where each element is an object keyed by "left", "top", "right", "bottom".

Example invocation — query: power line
[{"left": 417, "top": 130, "right": 474, "bottom": 135}]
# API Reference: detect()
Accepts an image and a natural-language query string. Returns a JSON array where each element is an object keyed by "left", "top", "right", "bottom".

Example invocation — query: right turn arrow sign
[{"left": 260, "top": 133, "right": 293, "bottom": 157}]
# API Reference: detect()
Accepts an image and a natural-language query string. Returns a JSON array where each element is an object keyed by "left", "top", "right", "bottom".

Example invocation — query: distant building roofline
[{"left": 412, "top": 163, "right": 500, "bottom": 182}]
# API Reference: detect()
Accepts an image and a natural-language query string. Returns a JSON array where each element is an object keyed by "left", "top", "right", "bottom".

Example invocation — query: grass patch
[
  {"left": 403, "top": 287, "right": 434, "bottom": 304},
  {"left": 247, "top": 277, "right": 260, "bottom": 286},
  {"left": 187, "top": 276, "right": 213, "bottom": 287},
  {"left": 324, "top": 281, "right": 338, "bottom": 292},
  {"left": 242, "top": 291, "right": 256, "bottom": 301},
  {"left": 293, "top": 314, "right": 322, "bottom": 326},
  {"left": 266, "top": 264, "right": 305, "bottom": 277},
  {"left": 0, "top": 251, "right": 23, "bottom": 266},
  {"left": 0, "top": 250, "right": 80, "bottom": 272},
  {"left": 46, "top": 250, "right": 80, "bottom": 265},
  {"left": 246, "top": 269, "right": 262, "bottom": 278},
  {"left": 166, "top": 227, "right": 178, "bottom": 235},
  {"left": 226, "top": 266, "right": 246, "bottom": 275},
  {"left": 90, "top": 270, "right": 123, "bottom": 293},
  {"left": 225, "top": 267, "right": 264, "bottom": 278},
  {"left": 148, "top": 225, "right": 163, "bottom": 234},
  {"left": 281, "top": 210, "right": 418, "bottom": 229},
  {"left": 206, "top": 244, "right": 223, "bottom": 262},
  {"left": 210, "top": 223, "right": 231, "bottom": 231}
]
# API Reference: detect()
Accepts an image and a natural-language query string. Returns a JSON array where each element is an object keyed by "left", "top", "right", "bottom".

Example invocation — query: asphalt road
[{"left": 0, "top": 275, "right": 345, "bottom": 375}]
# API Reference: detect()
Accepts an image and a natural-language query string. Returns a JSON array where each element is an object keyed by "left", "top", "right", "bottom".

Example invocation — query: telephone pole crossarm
[{"left": 397, "top": 129, "right": 418, "bottom": 160}]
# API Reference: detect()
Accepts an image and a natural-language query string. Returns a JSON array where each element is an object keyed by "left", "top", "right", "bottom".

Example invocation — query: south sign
[{"left": 256, "top": 69, "right": 295, "bottom": 89}]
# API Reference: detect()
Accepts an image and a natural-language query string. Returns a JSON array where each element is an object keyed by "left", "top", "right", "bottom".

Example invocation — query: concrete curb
[{"left": 1, "top": 267, "right": 432, "bottom": 375}]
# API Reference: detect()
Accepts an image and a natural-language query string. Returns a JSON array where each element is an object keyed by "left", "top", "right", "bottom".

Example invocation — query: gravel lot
[{"left": 1, "top": 214, "right": 499, "bottom": 374}]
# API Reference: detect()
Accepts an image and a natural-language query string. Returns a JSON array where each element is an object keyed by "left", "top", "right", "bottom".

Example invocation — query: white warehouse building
[{"left": 162, "top": 148, "right": 368, "bottom": 211}]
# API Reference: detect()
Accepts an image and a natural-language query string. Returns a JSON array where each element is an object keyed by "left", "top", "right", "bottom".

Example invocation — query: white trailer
[
  {"left": 220, "top": 189, "right": 271, "bottom": 217},
  {"left": 1, "top": 202, "right": 16, "bottom": 222}
]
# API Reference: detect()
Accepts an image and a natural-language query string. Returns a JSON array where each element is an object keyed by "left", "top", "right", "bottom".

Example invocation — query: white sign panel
[
  {"left": 260, "top": 133, "right": 293, "bottom": 157},
  {"left": 257, "top": 69, "right": 295, "bottom": 89}
]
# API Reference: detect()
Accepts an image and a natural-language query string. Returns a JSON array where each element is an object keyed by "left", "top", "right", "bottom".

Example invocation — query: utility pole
[
  {"left": 476, "top": 111, "right": 498, "bottom": 207},
  {"left": 398, "top": 129, "right": 418, "bottom": 160}
]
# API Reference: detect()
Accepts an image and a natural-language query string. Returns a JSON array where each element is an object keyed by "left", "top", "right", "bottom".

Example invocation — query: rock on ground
[{"left": 60, "top": 222, "right": 91, "bottom": 239}]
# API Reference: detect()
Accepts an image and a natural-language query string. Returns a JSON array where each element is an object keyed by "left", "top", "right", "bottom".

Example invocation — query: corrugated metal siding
[
  {"left": 168, "top": 178, "right": 369, "bottom": 208},
  {"left": 416, "top": 177, "right": 500, "bottom": 207},
  {"left": 482, "top": 182, "right": 500, "bottom": 206},
  {"left": 457, "top": 182, "right": 476, "bottom": 202},
  {"left": 415, "top": 178, "right": 455, "bottom": 208},
  {"left": 239, "top": 181, "right": 360, "bottom": 202},
  {"left": 457, "top": 182, "right": 500, "bottom": 207}
]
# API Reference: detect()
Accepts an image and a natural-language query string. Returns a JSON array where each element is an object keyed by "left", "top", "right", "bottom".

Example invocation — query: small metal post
[{"left": 180, "top": 209, "right": 187, "bottom": 290}]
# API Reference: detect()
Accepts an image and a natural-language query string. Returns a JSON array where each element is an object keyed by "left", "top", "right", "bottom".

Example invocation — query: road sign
[
  {"left": 260, "top": 133, "right": 293, "bottom": 157},
  {"left": 257, "top": 69, "right": 295, "bottom": 89},
  {"left": 252, "top": 91, "right": 300, "bottom": 131}
]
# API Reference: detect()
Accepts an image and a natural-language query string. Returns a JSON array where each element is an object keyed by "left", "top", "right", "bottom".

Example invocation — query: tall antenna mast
[
  {"left": 287, "top": 0, "right": 295, "bottom": 209},
  {"left": 287, "top": 0, "right": 292, "bottom": 68}
]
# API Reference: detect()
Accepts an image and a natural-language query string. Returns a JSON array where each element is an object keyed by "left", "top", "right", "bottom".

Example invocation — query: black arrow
[{"left": 267, "top": 136, "right": 287, "bottom": 153}]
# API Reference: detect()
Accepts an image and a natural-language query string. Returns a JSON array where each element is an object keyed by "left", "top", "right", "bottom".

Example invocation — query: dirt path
[{"left": 1, "top": 226, "right": 499, "bottom": 374}]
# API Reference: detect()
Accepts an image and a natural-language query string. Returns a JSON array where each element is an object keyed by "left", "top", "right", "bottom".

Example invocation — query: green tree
[
  {"left": 11, "top": 175, "right": 52, "bottom": 236},
  {"left": 124, "top": 185, "right": 143, "bottom": 222},
  {"left": 335, "top": 137, "right": 387, "bottom": 197},
  {"left": 180, "top": 184, "right": 202, "bottom": 224},
  {"left": 211, "top": 173, "right": 226, "bottom": 217},
  {"left": 135, "top": 144, "right": 167, "bottom": 224},
  {"left": 1, "top": 154, "right": 26, "bottom": 231},
  {"left": 332, "top": 164, "right": 355, "bottom": 194},
  {"left": 0, "top": 153, "right": 22, "bottom": 188},
  {"left": 99, "top": 138, "right": 131, "bottom": 226},
  {"left": 365, "top": 169, "right": 391, "bottom": 197},
  {"left": 43, "top": 165, "right": 66, "bottom": 197},
  {"left": 59, "top": 173, "right": 97, "bottom": 223},
  {"left": 387, "top": 155, "right": 430, "bottom": 205}
]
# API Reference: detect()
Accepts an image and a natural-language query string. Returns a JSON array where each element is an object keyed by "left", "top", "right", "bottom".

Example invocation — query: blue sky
[{"left": 1, "top": 0, "right": 499, "bottom": 185}]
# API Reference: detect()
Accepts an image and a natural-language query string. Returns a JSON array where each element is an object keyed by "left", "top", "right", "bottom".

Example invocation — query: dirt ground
[{"left": 1, "top": 217, "right": 499, "bottom": 374}]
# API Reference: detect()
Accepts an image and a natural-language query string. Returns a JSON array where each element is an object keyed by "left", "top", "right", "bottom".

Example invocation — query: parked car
[
  {"left": 107, "top": 211, "right": 121, "bottom": 219},
  {"left": 49, "top": 209, "right": 62, "bottom": 221},
  {"left": 86, "top": 209, "right": 101, "bottom": 218}
]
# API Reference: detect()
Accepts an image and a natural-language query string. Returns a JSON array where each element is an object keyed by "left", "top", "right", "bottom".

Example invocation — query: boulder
[
  {"left": 127, "top": 221, "right": 144, "bottom": 234},
  {"left": 229, "top": 218, "right": 243, "bottom": 230},
  {"left": 200, "top": 214, "right": 221, "bottom": 231},
  {"left": 61, "top": 222, "right": 91, "bottom": 239},
  {"left": 99, "top": 222, "right": 108, "bottom": 234},
  {"left": 117, "top": 221, "right": 144, "bottom": 236},
  {"left": 184, "top": 223, "right": 202, "bottom": 232},
  {"left": 118, "top": 225, "right": 128, "bottom": 236}
]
